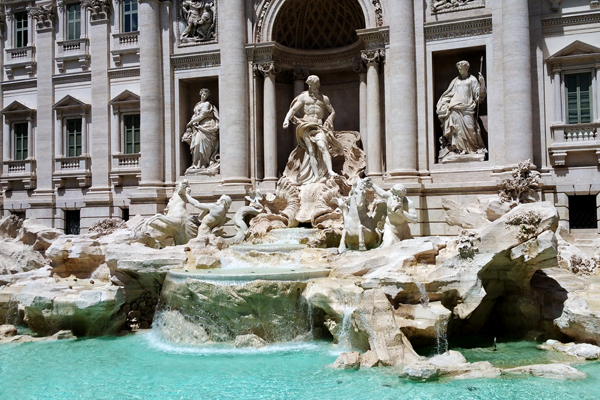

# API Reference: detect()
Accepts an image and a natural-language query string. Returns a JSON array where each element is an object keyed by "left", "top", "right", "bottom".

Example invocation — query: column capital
[
  {"left": 82, "top": 0, "right": 111, "bottom": 22},
  {"left": 254, "top": 61, "right": 281, "bottom": 77},
  {"left": 353, "top": 60, "right": 367, "bottom": 74},
  {"left": 28, "top": 4, "right": 57, "bottom": 32},
  {"left": 292, "top": 68, "right": 310, "bottom": 81},
  {"left": 361, "top": 49, "right": 385, "bottom": 66}
]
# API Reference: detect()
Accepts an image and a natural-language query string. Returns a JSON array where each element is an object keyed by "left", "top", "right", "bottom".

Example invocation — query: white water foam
[{"left": 143, "top": 330, "right": 321, "bottom": 356}]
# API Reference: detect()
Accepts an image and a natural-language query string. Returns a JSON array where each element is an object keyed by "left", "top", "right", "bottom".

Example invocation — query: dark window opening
[
  {"left": 66, "top": 3, "right": 81, "bottom": 40},
  {"left": 121, "top": 207, "right": 130, "bottom": 221},
  {"left": 14, "top": 12, "right": 28, "bottom": 48},
  {"left": 569, "top": 195, "right": 598, "bottom": 230},
  {"left": 11, "top": 211, "right": 25, "bottom": 220},
  {"left": 124, "top": 114, "right": 140, "bottom": 154},
  {"left": 566, "top": 73, "right": 592, "bottom": 125},
  {"left": 123, "top": 0, "right": 139, "bottom": 33},
  {"left": 65, "top": 210, "right": 81, "bottom": 235},
  {"left": 13, "top": 122, "right": 28, "bottom": 160},
  {"left": 66, "top": 118, "right": 83, "bottom": 157}
]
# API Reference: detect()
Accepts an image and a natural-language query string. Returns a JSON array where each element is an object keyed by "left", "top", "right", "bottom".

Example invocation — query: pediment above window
[
  {"left": 1, "top": 101, "right": 36, "bottom": 122},
  {"left": 53, "top": 95, "right": 91, "bottom": 118},
  {"left": 547, "top": 40, "right": 600, "bottom": 69},
  {"left": 109, "top": 90, "right": 140, "bottom": 113}
]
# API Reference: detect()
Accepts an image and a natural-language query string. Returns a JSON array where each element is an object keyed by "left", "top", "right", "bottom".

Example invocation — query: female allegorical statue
[
  {"left": 182, "top": 88, "right": 220, "bottom": 175},
  {"left": 436, "top": 60, "right": 487, "bottom": 163}
]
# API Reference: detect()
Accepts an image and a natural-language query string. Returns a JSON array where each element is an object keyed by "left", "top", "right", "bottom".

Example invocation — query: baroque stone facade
[{"left": 0, "top": 0, "right": 599, "bottom": 236}]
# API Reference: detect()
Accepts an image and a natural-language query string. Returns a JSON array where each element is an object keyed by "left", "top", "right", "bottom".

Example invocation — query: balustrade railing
[{"left": 551, "top": 123, "right": 600, "bottom": 143}]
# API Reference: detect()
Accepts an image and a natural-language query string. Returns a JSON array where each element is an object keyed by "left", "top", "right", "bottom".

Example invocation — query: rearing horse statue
[{"left": 334, "top": 177, "right": 386, "bottom": 253}]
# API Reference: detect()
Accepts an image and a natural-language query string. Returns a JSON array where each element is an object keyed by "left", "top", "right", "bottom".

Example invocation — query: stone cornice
[
  {"left": 424, "top": 16, "right": 492, "bottom": 42},
  {"left": 542, "top": 12, "right": 600, "bottom": 29},
  {"left": 108, "top": 67, "right": 140, "bottom": 78},
  {"left": 53, "top": 72, "right": 92, "bottom": 85},
  {"left": 356, "top": 26, "right": 389, "bottom": 50},
  {"left": 247, "top": 41, "right": 363, "bottom": 71},
  {"left": 171, "top": 51, "right": 220, "bottom": 71},
  {"left": 1, "top": 79, "right": 37, "bottom": 91}
]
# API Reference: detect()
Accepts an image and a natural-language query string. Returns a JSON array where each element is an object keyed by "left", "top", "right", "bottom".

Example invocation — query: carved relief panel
[
  {"left": 177, "top": 0, "right": 217, "bottom": 46},
  {"left": 430, "top": 0, "right": 485, "bottom": 14}
]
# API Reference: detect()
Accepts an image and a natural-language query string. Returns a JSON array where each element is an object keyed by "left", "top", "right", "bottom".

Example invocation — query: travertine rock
[
  {"left": 395, "top": 302, "right": 451, "bottom": 343},
  {"left": 0, "top": 324, "right": 17, "bottom": 337},
  {"left": 353, "top": 288, "right": 421, "bottom": 366},
  {"left": 159, "top": 276, "right": 310, "bottom": 343},
  {"left": 234, "top": 334, "right": 267, "bottom": 348},
  {"left": 46, "top": 236, "right": 106, "bottom": 277},
  {"left": 153, "top": 310, "right": 210, "bottom": 345},
  {"left": 15, "top": 277, "right": 125, "bottom": 336},
  {"left": 502, "top": 363, "right": 586, "bottom": 380},
  {"left": 332, "top": 351, "right": 361, "bottom": 369},
  {"left": 539, "top": 339, "right": 600, "bottom": 359},
  {"left": 0, "top": 216, "right": 63, "bottom": 252},
  {"left": 359, "top": 350, "right": 381, "bottom": 368},
  {"left": 399, "top": 364, "right": 439, "bottom": 381},
  {"left": 0, "top": 240, "right": 47, "bottom": 278},
  {"left": 88, "top": 218, "right": 128, "bottom": 235}
]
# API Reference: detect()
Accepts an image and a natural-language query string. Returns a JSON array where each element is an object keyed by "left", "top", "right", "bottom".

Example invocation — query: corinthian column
[
  {"left": 139, "top": 0, "right": 164, "bottom": 185},
  {"left": 502, "top": 0, "right": 533, "bottom": 164},
  {"left": 386, "top": 0, "right": 418, "bottom": 177},
  {"left": 362, "top": 49, "right": 384, "bottom": 177},
  {"left": 353, "top": 61, "right": 368, "bottom": 153},
  {"left": 219, "top": 0, "right": 250, "bottom": 184},
  {"left": 257, "top": 62, "right": 280, "bottom": 183},
  {"left": 88, "top": 0, "right": 111, "bottom": 189}
]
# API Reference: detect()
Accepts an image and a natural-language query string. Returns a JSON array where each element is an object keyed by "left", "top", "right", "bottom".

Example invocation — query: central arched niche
[{"left": 273, "top": 0, "right": 366, "bottom": 50}]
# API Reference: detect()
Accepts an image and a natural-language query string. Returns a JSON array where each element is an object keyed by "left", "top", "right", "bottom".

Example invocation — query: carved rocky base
[
  {"left": 439, "top": 152, "right": 486, "bottom": 164},
  {"left": 247, "top": 131, "right": 365, "bottom": 237},
  {"left": 185, "top": 162, "right": 220, "bottom": 176}
]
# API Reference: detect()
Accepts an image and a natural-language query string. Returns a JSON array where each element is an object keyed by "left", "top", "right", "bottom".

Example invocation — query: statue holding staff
[{"left": 436, "top": 60, "right": 487, "bottom": 162}]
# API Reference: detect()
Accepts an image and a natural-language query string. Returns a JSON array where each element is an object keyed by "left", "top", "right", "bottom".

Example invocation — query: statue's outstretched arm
[
  {"left": 186, "top": 194, "right": 211, "bottom": 212},
  {"left": 371, "top": 183, "right": 389, "bottom": 199}
]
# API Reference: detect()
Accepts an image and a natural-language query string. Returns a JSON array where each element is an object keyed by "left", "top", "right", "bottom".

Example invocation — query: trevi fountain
[{"left": 2, "top": 69, "right": 600, "bottom": 399}]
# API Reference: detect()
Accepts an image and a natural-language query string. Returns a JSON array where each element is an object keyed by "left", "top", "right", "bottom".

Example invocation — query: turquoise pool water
[{"left": 1, "top": 332, "right": 599, "bottom": 400}]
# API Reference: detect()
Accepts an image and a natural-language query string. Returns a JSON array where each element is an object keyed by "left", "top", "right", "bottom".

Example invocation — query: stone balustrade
[
  {"left": 1, "top": 159, "right": 37, "bottom": 190},
  {"left": 52, "top": 155, "right": 92, "bottom": 188},
  {"left": 549, "top": 122, "right": 600, "bottom": 166}
]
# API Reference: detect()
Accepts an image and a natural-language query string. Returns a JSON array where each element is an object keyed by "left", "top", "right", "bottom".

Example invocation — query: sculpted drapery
[
  {"left": 182, "top": 88, "right": 220, "bottom": 173},
  {"left": 436, "top": 60, "right": 487, "bottom": 161}
]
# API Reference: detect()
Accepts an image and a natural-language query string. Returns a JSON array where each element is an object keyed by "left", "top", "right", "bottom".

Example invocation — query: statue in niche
[
  {"left": 283, "top": 75, "right": 344, "bottom": 185},
  {"left": 436, "top": 60, "right": 487, "bottom": 163},
  {"left": 371, "top": 183, "right": 418, "bottom": 247},
  {"left": 180, "top": 0, "right": 216, "bottom": 43},
  {"left": 182, "top": 88, "right": 220, "bottom": 175}
]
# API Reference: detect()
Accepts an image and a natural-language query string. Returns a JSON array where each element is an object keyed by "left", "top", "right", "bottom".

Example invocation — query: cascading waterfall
[
  {"left": 435, "top": 318, "right": 449, "bottom": 354},
  {"left": 415, "top": 281, "right": 429, "bottom": 308},
  {"left": 336, "top": 291, "right": 361, "bottom": 350}
]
